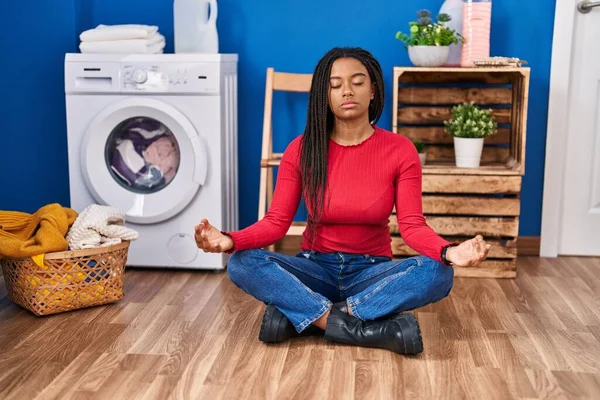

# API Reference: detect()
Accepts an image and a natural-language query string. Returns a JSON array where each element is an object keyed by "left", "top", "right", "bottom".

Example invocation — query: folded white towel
[
  {"left": 67, "top": 204, "right": 139, "bottom": 250},
  {"left": 80, "top": 24, "right": 159, "bottom": 42},
  {"left": 79, "top": 33, "right": 165, "bottom": 54}
]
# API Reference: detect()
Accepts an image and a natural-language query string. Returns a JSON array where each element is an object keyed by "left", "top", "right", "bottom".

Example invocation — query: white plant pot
[
  {"left": 408, "top": 46, "right": 450, "bottom": 67},
  {"left": 418, "top": 152, "right": 426, "bottom": 167},
  {"left": 453, "top": 137, "right": 484, "bottom": 168}
]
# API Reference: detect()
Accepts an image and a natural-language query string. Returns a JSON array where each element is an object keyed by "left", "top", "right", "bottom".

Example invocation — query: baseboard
[
  {"left": 517, "top": 236, "right": 541, "bottom": 256},
  {"left": 276, "top": 236, "right": 541, "bottom": 257},
  {"left": 275, "top": 236, "right": 303, "bottom": 256}
]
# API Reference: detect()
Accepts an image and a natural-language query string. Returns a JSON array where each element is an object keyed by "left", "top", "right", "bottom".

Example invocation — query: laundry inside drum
[{"left": 105, "top": 117, "right": 181, "bottom": 194}]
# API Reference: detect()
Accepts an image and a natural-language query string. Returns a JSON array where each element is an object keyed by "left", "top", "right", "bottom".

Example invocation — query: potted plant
[
  {"left": 444, "top": 102, "right": 497, "bottom": 168},
  {"left": 395, "top": 10, "right": 463, "bottom": 67},
  {"left": 412, "top": 140, "right": 426, "bottom": 166}
]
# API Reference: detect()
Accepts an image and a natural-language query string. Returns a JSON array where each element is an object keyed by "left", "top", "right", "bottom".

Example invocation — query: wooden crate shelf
[
  {"left": 391, "top": 237, "right": 518, "bottom": 259},
  {"left": 392, "top": 67, "right": 530, "bottom": 278},
  {"left": 393, "top": 67, "right": 530, "bottom": 176}
]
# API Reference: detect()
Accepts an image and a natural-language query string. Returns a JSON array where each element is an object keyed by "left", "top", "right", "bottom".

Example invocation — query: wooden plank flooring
[{"left": 1, "top": 256, "right": 600, "bottom": 399}]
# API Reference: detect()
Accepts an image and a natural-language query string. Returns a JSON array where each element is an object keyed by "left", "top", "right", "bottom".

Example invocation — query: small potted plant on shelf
[
  {"left": 395, "top": 9, "right": 463, "bottom": 67},
  {"left": 412, "top": 140, "right": 426, "bottom": 166},
  {"left": 444, "top": 102, "right": 497, "bottom": 168}
]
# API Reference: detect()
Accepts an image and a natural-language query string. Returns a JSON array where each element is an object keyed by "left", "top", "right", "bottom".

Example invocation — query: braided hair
[{"left": 299, "top": 47, "right": 385, "bottom": 247}]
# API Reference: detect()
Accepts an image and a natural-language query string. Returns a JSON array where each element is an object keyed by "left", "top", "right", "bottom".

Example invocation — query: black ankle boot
[
  {"left": 333, "top": 302, "right": 405, "bottom": 320},
  {"left": 324, "top": 307, "right": 423, "bottom": 354},
  {"left": 258, "top": 305, "right": 323, "bottom": 343}
]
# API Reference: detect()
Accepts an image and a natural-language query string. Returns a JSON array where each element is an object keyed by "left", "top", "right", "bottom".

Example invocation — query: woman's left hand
[{"left": 446, "top": 235, "right": 491, "bottom": 267}]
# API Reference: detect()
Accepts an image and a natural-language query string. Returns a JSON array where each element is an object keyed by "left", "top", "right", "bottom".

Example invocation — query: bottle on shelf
[{"left": 460, "top": 0, "right": 492, "bottom": 67}]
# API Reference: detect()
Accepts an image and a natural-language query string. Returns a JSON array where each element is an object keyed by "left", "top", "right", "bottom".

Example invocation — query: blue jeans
[{"left": 227, "top": 249, "right": 454, "bottom": 333}]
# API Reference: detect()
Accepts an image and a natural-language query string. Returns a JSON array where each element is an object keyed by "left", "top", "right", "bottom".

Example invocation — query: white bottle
[
  {"left": 174, "top": 0, "right": 219, "bottom": 53},
  {"left": 439, "top": 0, "right": 463, "bottom": 66}
]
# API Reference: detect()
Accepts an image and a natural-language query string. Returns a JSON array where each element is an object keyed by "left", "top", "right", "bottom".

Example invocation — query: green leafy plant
[
  {"left": 444, "top": 102, "right": 498, "bottom": 138},
  {"left": 395, "top": 9, "right": 463, "bottom": 48},
  {"left": 412, "top": 140, "right": 425, "bottom": 153}
]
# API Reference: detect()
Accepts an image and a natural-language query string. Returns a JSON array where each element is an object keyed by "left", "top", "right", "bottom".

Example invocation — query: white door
[
  {"left": 81, "top": 98, "right": 209, "bottom": 224},
  {"left": 541, "top": 0, "right": 600, "bottom": 256}
]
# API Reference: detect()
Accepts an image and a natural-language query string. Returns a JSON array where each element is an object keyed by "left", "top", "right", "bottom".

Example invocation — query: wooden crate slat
[
  {"left": 425, "top": 146, "right": 509, "bottom": 164},
  {"left": 389, "top": 215, "right": 519, "bottom": 237},
  {"left": 422, "top": 164, "right": 521, "bottom": 175},
  {"left": 422, "top": 195, "right": 520, "bottom": 216},
  {"left": 399, "top": 127, "right": 511, "bottom": 145},
  {"left": 515, "top": 71, "right": 530, "bottom": 169},
  {"left": 398, "top": 107, "right": 511, "bottom": 125},
  {"left": 391, "top": 237, "right": 517, "bottom": 258},
  {"left": 397, "top": 70, "right": 517, "bottom": 84},
  {"left": 397, "top": 87, "right": 512, "bottom": 105},
  {"left": 275, "top": 235, "right": 303, "bottom": 254},
  {"left": 453, "top": 260, "right": 517, "bottom": 278},
  {"left": 422, "top": 175, "right": 521, "bottom": 193},
  {"left": 427, "top": 216, "right": 519, "bottom": 237}
]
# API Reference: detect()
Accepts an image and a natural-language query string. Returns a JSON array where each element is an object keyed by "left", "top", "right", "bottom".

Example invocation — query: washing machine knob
[{"left": 133, "top": 69, "right": 148, "bottom": 84}]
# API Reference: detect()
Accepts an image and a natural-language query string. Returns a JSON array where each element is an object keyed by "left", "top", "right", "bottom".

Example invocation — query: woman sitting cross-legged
[{"left": 194, "top": 46, "right": 490, "bottom": 355}]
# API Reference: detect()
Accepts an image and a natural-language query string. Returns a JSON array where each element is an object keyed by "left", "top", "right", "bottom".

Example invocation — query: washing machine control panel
[{"left": 121, "top": 63, "right": 219, "bottom": 93}]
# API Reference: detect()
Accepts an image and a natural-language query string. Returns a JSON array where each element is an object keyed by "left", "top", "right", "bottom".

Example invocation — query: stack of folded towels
[{"left": 79, "top": 24, "right": 165, "bottom": 54}]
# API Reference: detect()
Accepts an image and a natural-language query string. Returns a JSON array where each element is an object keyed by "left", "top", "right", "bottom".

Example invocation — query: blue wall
[
  {"left": 0, "top": 0, "right": 555, "bottom": 236},
  {"left": 0, "top": 1, "right": 78, "bottom": 211}
]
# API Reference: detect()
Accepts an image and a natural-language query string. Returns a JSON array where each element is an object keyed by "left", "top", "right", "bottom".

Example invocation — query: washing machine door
[{"left": 81, "top": 98, "right": 208, "bottom": 224}]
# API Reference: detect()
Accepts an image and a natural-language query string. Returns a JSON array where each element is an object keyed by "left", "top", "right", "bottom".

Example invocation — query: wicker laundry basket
[{"left": 0, "top": 241, "right": 129, "bottom": 316}]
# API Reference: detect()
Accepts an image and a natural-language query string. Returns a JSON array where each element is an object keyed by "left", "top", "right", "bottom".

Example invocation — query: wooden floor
[{"left": 1, "top": 256, "right": 600, "bottom": 399}]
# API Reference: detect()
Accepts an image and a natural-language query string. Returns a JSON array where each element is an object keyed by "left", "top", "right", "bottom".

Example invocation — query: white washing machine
[{"left": 64, "top": 53, "right": 238, "bottom": 270}]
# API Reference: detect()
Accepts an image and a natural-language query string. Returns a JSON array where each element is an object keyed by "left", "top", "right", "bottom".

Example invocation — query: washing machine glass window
[{"left": 105, "top": 117, "right": 181, "bottom": 194}]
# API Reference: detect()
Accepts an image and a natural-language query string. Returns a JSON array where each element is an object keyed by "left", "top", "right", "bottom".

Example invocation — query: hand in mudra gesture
[
  {"left": 194, "top": 218, "right": 234, "bottom": 253},
  {"left": 446, "top": 235, "right": 491, "bottom": 267}
]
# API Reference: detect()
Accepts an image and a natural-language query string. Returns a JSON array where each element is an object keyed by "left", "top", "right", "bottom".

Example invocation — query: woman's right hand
[{"left": 194, "top": 218, "right": 234, "bottom": 253}]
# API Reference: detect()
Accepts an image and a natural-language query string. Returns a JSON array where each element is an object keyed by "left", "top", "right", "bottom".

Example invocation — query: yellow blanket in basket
[{"left": 0, "top": 203, "right": 78, "bottom": 259}]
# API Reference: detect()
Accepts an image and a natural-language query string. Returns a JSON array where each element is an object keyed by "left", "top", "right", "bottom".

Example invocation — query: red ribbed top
[{"left": 224, "top": 126, "right": 451, "bottom": 261}]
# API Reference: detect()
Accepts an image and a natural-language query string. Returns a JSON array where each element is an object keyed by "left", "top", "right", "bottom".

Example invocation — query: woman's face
[{"left": 328, "top": 57, "right": 375, "bottom": 122}]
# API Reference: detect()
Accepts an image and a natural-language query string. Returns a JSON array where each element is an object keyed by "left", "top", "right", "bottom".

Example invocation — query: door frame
[{"left": 540, "top": 0, "right": 579, "bottom": 257}]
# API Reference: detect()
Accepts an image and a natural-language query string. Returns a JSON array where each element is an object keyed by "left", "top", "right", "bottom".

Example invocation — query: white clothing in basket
[{"left": 67, "top": 205, "right": 139, "bottom": 250}]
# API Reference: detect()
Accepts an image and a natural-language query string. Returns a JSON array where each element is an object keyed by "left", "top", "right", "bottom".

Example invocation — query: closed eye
[{"left": 330, "top": 82, "right": 364, "bottom": 89}]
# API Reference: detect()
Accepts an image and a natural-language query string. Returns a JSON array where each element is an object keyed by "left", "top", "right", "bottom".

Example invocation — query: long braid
[{"left": 299, "top": 47, "right": 385, "bottom": 249}]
